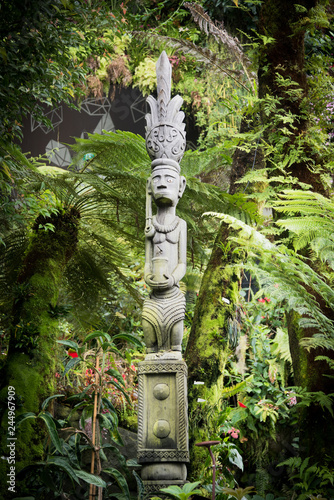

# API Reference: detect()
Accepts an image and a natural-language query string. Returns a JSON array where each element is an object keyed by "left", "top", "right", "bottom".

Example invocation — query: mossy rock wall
[
  {"left": 185, "top": 223, "right": 242, "bottom": 479},
  {"left": 0, "top": 208, "right": 80, "bottom": 486}
]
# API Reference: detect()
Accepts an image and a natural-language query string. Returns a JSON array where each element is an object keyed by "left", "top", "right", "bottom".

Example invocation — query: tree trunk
[
  {"left": 185, "top": 221, "right": 243, "bottom": 477},
  {"left": 0, "top": 208, "right": 80, "bottom": 477}
]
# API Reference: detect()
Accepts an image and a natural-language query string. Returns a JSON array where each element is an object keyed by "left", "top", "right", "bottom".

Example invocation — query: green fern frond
[
  {"left": 204, "top": 212, "right": 334, "bottom": 339},
  {"left": 133, "top": 31, "right": 252, "bottom": 92},
  {"left": 184, "top": 3, "right": 253, "bottom": 68},
  {"left": 220, "top": 376, "right": 253, "bottom": 399},
  {"left": 271, "top": 327, "right": 292, "bottom": 363},
  {"left": 314, "top": 355, "right": 334, "bottom": 372},
  {"left": 300, "top": 334, "right": 334, "bottom": 351}
]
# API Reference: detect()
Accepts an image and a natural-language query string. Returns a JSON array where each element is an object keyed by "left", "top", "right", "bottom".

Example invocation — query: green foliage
[
  {"left": 0, "top": 0, "right": 126, "bottom": 141},
  {"left": 16, "top": 332, "right": 137, "bottom": 497},
  {"left": 204, "top": 211, "right": 334, "bottom": 340},
  {"left": 160, "top": 481, "right": 202, "bottom": 500},
  {"left": 277, "top": 456, "right": 334, "bottom": 499},
  {"left": 220, "top": 486, "right": 255, "bottom": 500},
  {"left": 273, "top": 190, "right": 334, "bottom": 269}
]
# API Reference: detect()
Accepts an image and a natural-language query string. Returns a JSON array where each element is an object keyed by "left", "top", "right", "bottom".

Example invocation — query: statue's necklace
[{"left": 153, "top": 215, "right": 179, "bottom": 234}]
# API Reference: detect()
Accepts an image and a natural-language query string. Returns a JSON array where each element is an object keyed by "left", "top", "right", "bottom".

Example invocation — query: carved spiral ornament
[{"left": 146, "top": 124, "right": 186, "bottom": 163}]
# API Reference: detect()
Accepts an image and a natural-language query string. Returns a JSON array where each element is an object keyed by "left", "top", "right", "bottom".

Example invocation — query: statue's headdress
[{"left": 145, "top": 51, "right": 186, "bottom": 173}]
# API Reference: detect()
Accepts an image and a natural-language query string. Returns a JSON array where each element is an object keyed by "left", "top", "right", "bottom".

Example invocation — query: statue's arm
[
  {"left": 172, "top": 219, "right": 187, "bottom": 285},
  {"left": 144, "top": 237, "right": 153, "bottom": 284}
]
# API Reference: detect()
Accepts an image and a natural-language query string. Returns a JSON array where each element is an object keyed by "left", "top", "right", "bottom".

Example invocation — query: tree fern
[
  {"left": 1, "top": 131, "right": 258, "bottom": 327},
  {"left": 204, "top": 211, "right": 334, "bottom": 341},
  {"left": 273, "top": 190, "right": 334, "bottom": 268}
]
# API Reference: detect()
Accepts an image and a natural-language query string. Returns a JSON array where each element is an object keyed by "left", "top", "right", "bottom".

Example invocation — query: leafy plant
[
  {"left": 220, "top": 486, "right": 255, "bottom": 500},
  {"left": 160, "top": 481, "right": 202, "bottom": 500},
  {"left": 277, "top": 456, "right": 334, "bottom": 499},
  {"left": 16, "top": 329, "right": 142, "bottom": 497}
]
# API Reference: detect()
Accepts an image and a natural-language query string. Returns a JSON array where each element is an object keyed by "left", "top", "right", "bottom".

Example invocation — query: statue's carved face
[{"left": 150, "top": 167, "right": 185, "bottom": 206}]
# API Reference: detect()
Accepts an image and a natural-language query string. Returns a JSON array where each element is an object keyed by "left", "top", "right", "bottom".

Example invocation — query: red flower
[
  {"left": 68, "top": 350, "right": 78, "bottom": 358},
  {"left": 238, "top": 401, "right": 247, "bottom": 408},
  {"left": 258, "top": 298, "right": 266, "bottom": 303},
  {"left": 264, "top": 297, "right": 271, "bottom": 303}
]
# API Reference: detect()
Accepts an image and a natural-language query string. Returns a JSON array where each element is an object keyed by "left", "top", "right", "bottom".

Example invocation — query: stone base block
[
  {"left": 141, "top": 462, "right": 187, "bottom": 481},
  {"left": 137, "top": 359, "right": 189, "bottom": 463}
]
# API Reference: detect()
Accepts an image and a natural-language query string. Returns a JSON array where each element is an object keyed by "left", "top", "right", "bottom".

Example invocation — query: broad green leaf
[
  {"left": 63, "top": 356, "right": 81, "bottom": 376},
  {"left": 105, "top": 368, "right": 126, "bottom": 386},
  {"left": 160, "top": 485, "right": 183, "bottom": 496},
  {"left": 16, "top": 412, "right": 36, "bottom": 426},
  {"left": 182, "top": 481, "right": 201, "bottom": 494},
  {"left": 229, "top": 447, "right": 244, "bottom": 471},
  {"left": 110, "top": 426, "right": 124, "bottom": 446},
  {"left": 103, "top": 468, "right": 130, "bottom": 500},
  {"left": 98, "top": 412, "right": 115, "bottom": 431},
  {"left": 39, "top": 412, "right": 63, "bottom": 453},
  {"left": 132, "top": 470, "right": 144, "bottom": 500},
  {"left": 75, "top": 469, "right": 107, "bottom": 488},
  {"left": 57, "top": 339, "right": 79, "bottom": 350},
  {"left": 47, "top": 456, "right": 80, "bottom": 485},
  {"left": 84, "top": 330, "right": 112, "bottom": 344},
  {"left": 106, "top": 377, "right": 131, "bottom": 405},
  {"left": 111, "top": 332, "right": 143, "bottom": 348},
  {"left": 41, "top": 394, "right": 65, "bottom": 410}
]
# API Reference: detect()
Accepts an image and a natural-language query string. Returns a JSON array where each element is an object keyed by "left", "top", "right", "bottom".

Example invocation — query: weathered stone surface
[
  {"left": 142, "top": 51, "right": 187, "bottom": 357},
  {"left": 138, "top": 51, "right": 189, "bottom": 492}
]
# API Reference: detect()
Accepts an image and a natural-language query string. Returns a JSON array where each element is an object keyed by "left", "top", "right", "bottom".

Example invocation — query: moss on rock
[{"left": 0, "top": 208, "right": 80, "bottom": 483}]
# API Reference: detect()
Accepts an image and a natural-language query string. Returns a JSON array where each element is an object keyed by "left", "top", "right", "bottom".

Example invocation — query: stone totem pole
[{"left": 137, "top": 51, "right": 189, "bottom": 494}]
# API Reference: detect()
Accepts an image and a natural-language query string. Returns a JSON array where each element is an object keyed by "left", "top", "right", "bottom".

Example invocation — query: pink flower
[
  {"left": 131, "top": 364, "right": 136, "bottom": 371},
  {"left": 122, "top": 373, "right": 126, "bottom": 380},
  {"left": 227, "top": 427, "right": 240, "bottom": 439},
  {"left": 55, "top": 372, "right": 60, "bottom": 378}
]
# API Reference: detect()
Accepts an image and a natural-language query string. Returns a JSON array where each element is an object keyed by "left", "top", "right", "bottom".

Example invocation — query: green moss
[{"left": 0, "top": 208, "right": 80, "bottom": 481}]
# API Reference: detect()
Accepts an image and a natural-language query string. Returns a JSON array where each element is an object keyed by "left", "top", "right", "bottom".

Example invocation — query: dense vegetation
[{"left": 0, "top": 0, "right": 334, "bottom": 498}]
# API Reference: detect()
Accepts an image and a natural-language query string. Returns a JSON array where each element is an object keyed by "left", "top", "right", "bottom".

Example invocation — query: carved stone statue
[
  {"left": 142, "top": 51, "right": 187, "bottom": 358},
  {"left": 138, "top": 51, "right": 189, "bottom": 494}
]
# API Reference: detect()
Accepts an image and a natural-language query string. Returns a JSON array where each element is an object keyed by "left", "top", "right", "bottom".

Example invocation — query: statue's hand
[{"left": 146, "top": 274, "right": 175, "bottom": 290}]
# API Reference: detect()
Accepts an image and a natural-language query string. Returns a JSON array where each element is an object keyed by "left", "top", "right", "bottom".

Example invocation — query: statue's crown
[{"left": 145, "top": 51, "right": 186, "bottom": 173}]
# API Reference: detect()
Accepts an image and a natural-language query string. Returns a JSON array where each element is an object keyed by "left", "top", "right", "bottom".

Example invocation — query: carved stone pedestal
[{"left": 137, "top": 358, "right": 189, "bottom": 494}]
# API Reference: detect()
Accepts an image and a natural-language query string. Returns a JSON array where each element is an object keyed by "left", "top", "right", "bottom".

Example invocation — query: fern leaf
[
  {"left": 184, "top": 2, "right": 255, "bottom": 86},
  {"left": 133, "top": 31, "right": 253, "bottom": 92}
]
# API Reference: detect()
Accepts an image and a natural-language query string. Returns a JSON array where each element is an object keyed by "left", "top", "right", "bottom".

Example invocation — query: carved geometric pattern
[
  {"left": 142, "top": 287, "right": 186, "bottom": 349},
  {"left": 137, "top": 373, "right": 144, "bottom": 450},
  {"left": 146, "top": 125, "right": 186, "bottom": 164},
  {"left": 177, "top": 371, "right": 188, "bottom": 452},
  {"left": 138, "top": 362, "right": 187, "bottom": 376},
  {"left": 138, "top": 449, "right": 189, "bottom": 462}
]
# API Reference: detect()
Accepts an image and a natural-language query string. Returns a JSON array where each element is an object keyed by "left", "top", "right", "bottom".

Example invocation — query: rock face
[{"left": 138, "top": 51, "right": 189, "bottom": 495}]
